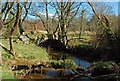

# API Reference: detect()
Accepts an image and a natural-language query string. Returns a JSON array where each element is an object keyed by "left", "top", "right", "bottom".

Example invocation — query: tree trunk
[
  {"left": 0, "top": 20, "right": 3, "bottom": 35},
  {"left": 9, "top": 3, "right": 20, "bottom": 56},
  {"left": 18, "top": 19, "right": 25, "bottom": 35},
  {"left": 79, "top": 9, "right": 85, "bottom": 39},
  {"left": 9, "top": 35, "right": 14, "bottom": 52}
]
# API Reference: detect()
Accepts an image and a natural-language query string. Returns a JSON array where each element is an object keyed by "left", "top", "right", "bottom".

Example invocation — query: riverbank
[
  {"left": 1, "top": 38, "right": 120, "bottom": 80},
  {"left": 67, "top": 45, "right": 119, "bottom": 63}
]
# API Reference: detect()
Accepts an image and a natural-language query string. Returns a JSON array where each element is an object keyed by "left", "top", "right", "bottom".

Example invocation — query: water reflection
[
  {"left": 45, "top": 68, "right": 75, "bottom": 78},
  {"left": 69, "top": 56, "right": 90, "bottom": 68},
  {"left": 45, "top": 68, "right": 58, "bottom": 78},
  {"left": 44, "top": 56, "right": 90, "bottom": 79},
  {"left": 15, "top": 54, "right": 91, "bottom": 80}
]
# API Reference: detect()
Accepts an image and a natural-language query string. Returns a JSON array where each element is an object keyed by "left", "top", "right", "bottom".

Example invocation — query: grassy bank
[
  {"left": 2, "top": 39, "right": 49, "bottom": 79},
  {"left": 2, "top": 66, "right": 16, "bottom": 79},
  {"left": 2, "top": 39, "right": 49, "bottom": 61}
]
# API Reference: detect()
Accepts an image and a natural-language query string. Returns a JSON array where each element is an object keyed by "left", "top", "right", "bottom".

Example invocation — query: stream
[
  {"left": 17, "top": 55, "right": 91, "bottom": 80},
  {"left": 14, "top": 54, "right": 116, "bottom": 81},
  {"left": 70, "top": 56, "right": 89, "bottom": 68},
  {"left": 44, "top": 56, "right": 90, "bottom": 78}
]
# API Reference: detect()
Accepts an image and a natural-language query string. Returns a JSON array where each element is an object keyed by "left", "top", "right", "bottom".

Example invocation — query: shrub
[
  {"left": 50, "top": 59, "right": 77, "bottom": 69},
  {"left": 90, "top": 61, "right": 119, "bottom": 77}
]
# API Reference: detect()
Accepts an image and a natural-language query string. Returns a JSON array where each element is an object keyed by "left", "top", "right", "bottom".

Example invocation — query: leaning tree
[{"left": 1, "top": 2, "right": 32, "bottom": 57}]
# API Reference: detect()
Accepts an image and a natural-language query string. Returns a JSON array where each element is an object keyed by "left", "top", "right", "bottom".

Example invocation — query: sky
[
  {"left": 2, "top": 0, "right": 120, "bottom": 2},
  {"left": 2, "top": 1, "right": 118, "bottom": 20},
  {"left": 44, "top": 2, "right": 119, "bottom": 19},
  {"left": 45, "top": 2, "right": 118, "bottom": 16},
  {"left": 109, "top": 2, "right": 118, "bottom": 16},
  {"left": 26, "top": 1, "right": 119, "bottom": 20}
]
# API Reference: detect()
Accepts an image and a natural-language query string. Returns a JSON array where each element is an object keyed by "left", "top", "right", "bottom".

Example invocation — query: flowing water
[
  {"left": 14, "top": 53, "right": 89, "bottom": 81},
  {"left": 69, "top": 56, "right": 90, "bottom": 68},
  {"left": 14, "top": 54, "right": 116, "bottom": 81},
  {"left": 43, "top": 55, "right": 90, "bottom": 77}
]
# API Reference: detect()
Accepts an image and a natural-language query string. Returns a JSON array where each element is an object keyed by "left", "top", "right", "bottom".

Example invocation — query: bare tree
[
  {"left": 93, "top": 2, "right": 114, "bottom": 15},
  {"left": 52, "top": 1, "right": 82, "bottom": 44},
  {"left": 0, "top": 2, "right": 18, "bottom": 56},
  {"left": 30, "top": 1, "right": 54, "bottom": 39},
  {"left": 9, "top": 2, "right": 20, "bottom": 56},
  {"left": 0, "top": 1, "right": 3, "bottom": 32},
  {"left": 18, "top": 2, "right": 32, "bottom": 35},
  {"left": 87, "top": 0, "right": 116, "bottom": 49},
  {"left": 0, "top": 2, "right": 32, "bottom": 57},
  {"left": 79, "top": 8, "right": 86, "bottom": 39}
]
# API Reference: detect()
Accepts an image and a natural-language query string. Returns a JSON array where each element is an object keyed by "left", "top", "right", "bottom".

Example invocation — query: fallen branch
[
  {"left": 91, "top": 73, "right": 120, "bottom": 79},
  {"left": 0, "top": 43, "right": 15, "bottom": 57},
  {"left": 71, "top": 69, "right": 120, "bottom": 80},
  {"left": 71, "top": 69, "right": 93, "bottom": 79}
]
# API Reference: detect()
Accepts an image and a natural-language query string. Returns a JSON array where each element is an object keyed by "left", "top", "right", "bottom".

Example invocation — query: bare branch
[
  {"left": 3, "top": 2, "right": 14, "bottom": 22},
  {"left": 67, "top": 2, "right": 82, "bottom": 26},
  {"left": 87, "top": 0, "right": 100, "bottom": 20},
  {"left": 22, "top": 2, "right": 32, "bottom": 22},
  {"left": 3, "top": 16, "right": 15, "bottom": 25},
  {"left": 1, "top": 2, "right": 8, "bottom": 14},
  {"left": 32, "top": 12, "right": 49, "bottom": 33}
]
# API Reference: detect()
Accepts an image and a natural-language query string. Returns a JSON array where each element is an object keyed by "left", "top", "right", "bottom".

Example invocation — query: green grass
[
  {"left": 49, "top": 59, "right": 77, "bottom": 69},
  {"left": 67, "top": 32, "right": 93, "bottom": 47},
  {"left": 80, "top": 35, "right": 91, "bottom": 39},
  {"left": 1, "top": 34, "right": 93, "bottom": 79},
  {"left": 1, "top": 39, "right": 49, "bottom": 79},
  {"left": 2, "top": 66, "right": 16, "bottom": 79},
  {"left": 77, "top": 42, "right": 92, "bottom": 47},
  {"left": 2, "top": 39, "right": 49, "bottom": 61},
  {"left": 0, "top": 66, "right": 2, "bottom": 80}
]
